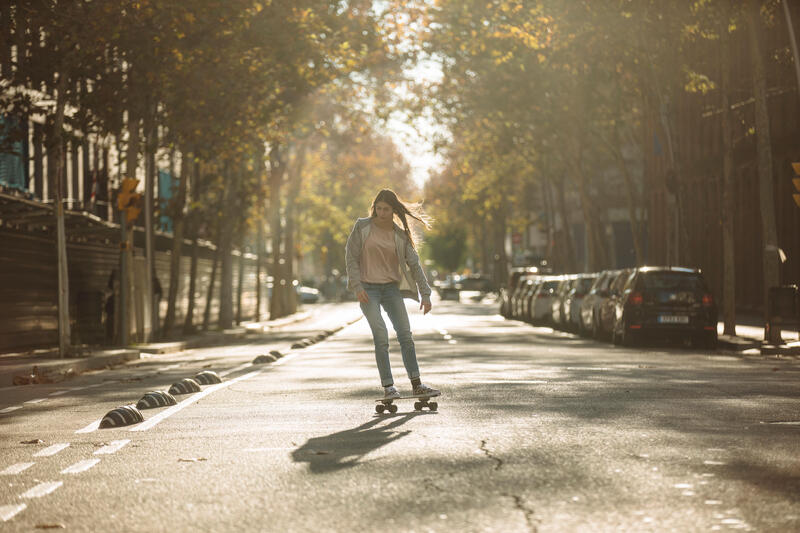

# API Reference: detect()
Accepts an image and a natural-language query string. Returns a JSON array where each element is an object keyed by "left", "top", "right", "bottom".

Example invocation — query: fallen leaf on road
[
  {"left": 21, "top": 439, "right": 44, "bottom": 445},
  {"left": 35, "top": 524, "right": 65, "bottom": 529},
  {"left": 178, "top": 457, "right": 208, "bottom": 462},
  {"left": 308, "top": 450, "right": 331, "bottom": 455}
]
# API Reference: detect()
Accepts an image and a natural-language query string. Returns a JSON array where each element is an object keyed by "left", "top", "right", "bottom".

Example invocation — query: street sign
[{"left": 793, "top": 163, "right": 800, "bottom": 208}]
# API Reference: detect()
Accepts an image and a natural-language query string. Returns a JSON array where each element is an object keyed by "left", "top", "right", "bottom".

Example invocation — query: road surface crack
[
  {"left": 480, "top": 439, "right": 503, "bottom": 470},
  {"left": 503, "top": 493, "right": 538, "bottom": 533}
]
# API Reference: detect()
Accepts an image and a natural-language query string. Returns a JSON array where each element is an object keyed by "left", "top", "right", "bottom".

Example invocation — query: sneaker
[
  {"left": 383, "top": 385, "right": 401, "bottom": 400},
  {"left": 412, "top": 383, "right": 440, "bottom": 397}
]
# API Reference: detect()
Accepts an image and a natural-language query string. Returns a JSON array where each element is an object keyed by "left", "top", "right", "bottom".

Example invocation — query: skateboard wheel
[
  {"left": 413, "top": 402, "right": 422, "bottom": 411},
  {"left": 429, "top": 402, "right": 438, "bottom": 411},
  {"left": 388, "top": 404, "right": 398, "bottom": 414},
  {"left": 376, "top": 404, "right": 385, "bottom": 414}
]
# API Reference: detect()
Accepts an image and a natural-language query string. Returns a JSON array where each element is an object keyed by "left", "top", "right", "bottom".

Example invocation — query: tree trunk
[
  {"left": 552, "top": 176, "right": 575, "bottom": 272},
  {"left": 143, "top": 107, "right": 156, "bottom": 341},
  {"left": 236, "top": 238, "right": 245, "bottom": 325},
  {"left": 218, "top": 162, "right": 238, "bottom": 329},
  {"left": 610, "top": 125, "right": 644, "bottom": 266},
  {"left": 491, "top": 210, "right": 508, "bottom": 289},
  {"left": 164, "top": 149, "right": 190, "bottom": 337},
  {"left": 283, "top": 144, "right": 307, "bottom": 315},
  {"left": 268, "top": 144, "right": 290, "bottom": 319},
  {"left": 203, "top": 222, "right": 221, "bottom": 330},
  {"left": 748, "top": 1, "right": 782, "bottom": 341},
  {"left": 52, "top": 74, "right": 71, "bottom": 357},
  {"left": 720, "top": 11, "right": 737, "bottom": 336},
  {"left": 183, "top": 233, "right": 199, "bottom": 335}
]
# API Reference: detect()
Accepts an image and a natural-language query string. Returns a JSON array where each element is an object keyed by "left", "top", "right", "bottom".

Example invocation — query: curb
[
  {"left": 0, "top": 310, "right": 317, "bottom": 387},
  {"left": 0, "top": 349, "right": 140, "bottom": 387}
]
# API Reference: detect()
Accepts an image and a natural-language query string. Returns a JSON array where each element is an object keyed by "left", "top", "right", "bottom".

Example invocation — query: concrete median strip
[{"left": 131, "top": 368, "right": 265, "bottom": 432}]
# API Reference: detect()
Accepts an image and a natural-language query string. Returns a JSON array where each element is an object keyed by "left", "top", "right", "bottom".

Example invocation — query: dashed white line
[
  {"left": 33, "top": 443, "right": 70, "bottom": 457},
  {"left": 218, "top": 362, "right": 253, "bottom": 377},
  {"left": 94, "top": 439, "right": 130, "bottom": 455},
  {"left": 0, "top": 462, "right": 35, "bottom": 476},
  {"left": 75, "top": 419, "right": 102, "bottom": 434},
  {"left": 19, "top": 481, "right": 63, "bottom": 499},
  {"left": 61, "top": 458, "right": 100, "bottom": 474},
  {"left": 23, "top": 398, "right": 46, "bottom": 405},
  {"left": 0, "top": 406, "right": 23, "bottom": 414},
  {"left": 0, "top": 503, "right": 27, "bottom": 522},
  {"left": 49, "top": 389, "right": 71, "bottom": 396}
]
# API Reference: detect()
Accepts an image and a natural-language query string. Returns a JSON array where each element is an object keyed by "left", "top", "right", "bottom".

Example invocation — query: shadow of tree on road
[{"left": 292, "top": 413, "right": 420, "bottom": 474}]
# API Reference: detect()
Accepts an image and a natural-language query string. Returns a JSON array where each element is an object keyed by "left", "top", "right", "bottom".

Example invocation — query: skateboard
[{"left": 375, "top": 393, "right": 440, "bottom": 414}]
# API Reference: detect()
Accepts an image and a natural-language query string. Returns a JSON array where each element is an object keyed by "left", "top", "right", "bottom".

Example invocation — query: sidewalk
[
  {"left": 0, "top": 311, "right": 313, "bottom": 387},
  {"left": 717, "top": 315, "right": 800, "bottom": 356}
]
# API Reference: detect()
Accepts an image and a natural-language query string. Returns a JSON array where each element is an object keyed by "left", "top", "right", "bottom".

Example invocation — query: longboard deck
[{"left": 374, "top": 393, "right": 441, "bottom": 403}]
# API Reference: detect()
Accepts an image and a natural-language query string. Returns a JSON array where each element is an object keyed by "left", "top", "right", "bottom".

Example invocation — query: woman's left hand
[{"left": 420, "top": 301, "right": 432, "bottom": 315}]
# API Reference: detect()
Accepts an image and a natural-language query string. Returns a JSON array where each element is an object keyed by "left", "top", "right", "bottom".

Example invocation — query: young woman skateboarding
[{"left": 345, "top": 189, "right": 440, "bottom": 400}]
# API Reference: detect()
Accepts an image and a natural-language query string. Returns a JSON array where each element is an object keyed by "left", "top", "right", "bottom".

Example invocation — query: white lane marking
[
  {"left": 0, "top": 463, "right": 35, "bottom": 476},
  {"left": 49, "top": 389, "right": 71, "bottom": 396},
  {"left": 24, "top": 398, "right": 46, "bottom": 405},
  {"left": 243, "top": 447, "right": 295, "bottom": 452},
  {"left": 61, "top": 458, "right": 100, "bottom": 474},
  {"left": 19, "top": 481, "right": 63, "bottom": 499},
  {"left": 157, "top": 363, "right": 181, "bottom": 371},
  {"left": 19, "top": 481, "right": 64, "bottom": 498},
  {"left": 472, "top": 380, "right": 549, "bottom": 384},
  {"left": 0, "top": 503, "right": 27, "bottom": 522},
  {"left": 272, "top": 352, "right": 298, "bottom": 367},
  {"left": 218, "top": 362, "right": 253, "bottom": 377},
  {"left": 0, "top": 406, "right": 23, "bottom": 414},
  {"left": 33, "top": 443, "right": 70, "bottom": 457},
  {"left": 75, "top": 420, "right": 102, "bottom": 434},
  {"left": 94, "top": 439, "right": 130, "bottom": 455},
  {"left": 132, "top": 368, "right": 264, "bottom": 432}
]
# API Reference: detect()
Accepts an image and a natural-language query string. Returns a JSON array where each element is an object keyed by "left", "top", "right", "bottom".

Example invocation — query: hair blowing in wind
[{"left": 370, "top": 189, "right": 432, "bottom": 249}]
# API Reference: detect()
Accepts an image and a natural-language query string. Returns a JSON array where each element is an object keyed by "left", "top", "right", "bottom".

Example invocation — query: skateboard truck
[{"left": 375, "top": 395, "right": 439, "bottom": 414}]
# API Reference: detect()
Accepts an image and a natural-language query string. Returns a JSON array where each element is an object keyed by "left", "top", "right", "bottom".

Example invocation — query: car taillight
[
  {"left": 702, "top": 293, "right": 713, "bottom": 306},
  {"left": 630, "top": 292, "right": 643, "bottom": 306}
]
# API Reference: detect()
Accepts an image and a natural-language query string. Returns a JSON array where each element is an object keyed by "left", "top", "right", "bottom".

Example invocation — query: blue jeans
[{"left": 360, "top": 282, "right": 420, "bottom": 387}]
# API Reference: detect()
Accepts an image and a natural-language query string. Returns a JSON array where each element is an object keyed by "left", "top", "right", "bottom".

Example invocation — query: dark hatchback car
[{"left": 612, "top": 266, "right": 718, "bottom": 348}]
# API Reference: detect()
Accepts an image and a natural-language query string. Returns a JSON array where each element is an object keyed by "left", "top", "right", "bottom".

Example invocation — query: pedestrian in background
[{"left": 345, "top": 188, "right": 440, "bottom": 400}]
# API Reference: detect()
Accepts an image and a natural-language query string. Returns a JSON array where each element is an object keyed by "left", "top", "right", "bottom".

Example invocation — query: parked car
[
  {"left": 296, "top": 285, "right": 320, "bottom": 304},
  {"left": 551, "top": 275, "right": 577, "bottom": 330},
  {"left": 500, "top": 267, "right": 538, "bottom": 317},
  {"left": 508, "top": 273, "right": 535, "bottom": 319},
  {"left": 611, "top": 266, "right": 718, "bottom": 348},
  {"left": 521, "top": 277, "right": 543, "bottom": 323},
  {"left": 580, "top": 271, "right": 614, "bottom": 337},
  {"left": 514, "top": 275, "right": 539, "bottom": 319},
  {"left": 531, "top": 276, "right": 562, "bottom": 325},
  {"left": 596, "top": 269, "right": 634, "bottom": 340},
  {"left": 563, "top": 273, "right": 599, "bottom": 333}
]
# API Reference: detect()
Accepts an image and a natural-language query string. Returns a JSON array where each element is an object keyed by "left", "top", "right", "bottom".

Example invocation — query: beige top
[{"left": 360, "top": 221, "right": 401, "bottom": 284}]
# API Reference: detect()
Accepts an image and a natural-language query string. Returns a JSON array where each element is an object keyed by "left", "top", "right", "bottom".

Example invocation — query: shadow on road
[{"left": 292, "top": 413, "right": 421, "bottom": 474}]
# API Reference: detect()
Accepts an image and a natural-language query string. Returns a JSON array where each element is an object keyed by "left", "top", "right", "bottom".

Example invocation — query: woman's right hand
[{"left": 356, "top": 290, "right": 369, "bottom": 304}]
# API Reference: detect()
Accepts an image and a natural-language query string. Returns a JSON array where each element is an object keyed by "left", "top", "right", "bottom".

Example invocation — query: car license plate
[{"left": 658, "top": 315, "right": 689, "bottom": 324}]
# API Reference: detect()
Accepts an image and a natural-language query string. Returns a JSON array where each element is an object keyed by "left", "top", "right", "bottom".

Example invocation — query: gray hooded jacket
[{"left": 345, "top": 217, "right": 432, "bottom": 303}]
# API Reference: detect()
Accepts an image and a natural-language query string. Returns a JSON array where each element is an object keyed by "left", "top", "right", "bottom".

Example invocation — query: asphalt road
[{"left": 1, "top": 297, "right": 799, "bottom": 532}]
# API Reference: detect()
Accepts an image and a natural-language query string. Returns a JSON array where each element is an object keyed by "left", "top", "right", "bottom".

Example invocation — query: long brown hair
[{"left": 370, "top": 189, "right": 431, "bottom": 249}]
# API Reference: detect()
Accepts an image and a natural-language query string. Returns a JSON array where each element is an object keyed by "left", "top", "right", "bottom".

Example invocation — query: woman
[{"left": 345, "top": 189, "right": 440, "bottom": 400}]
